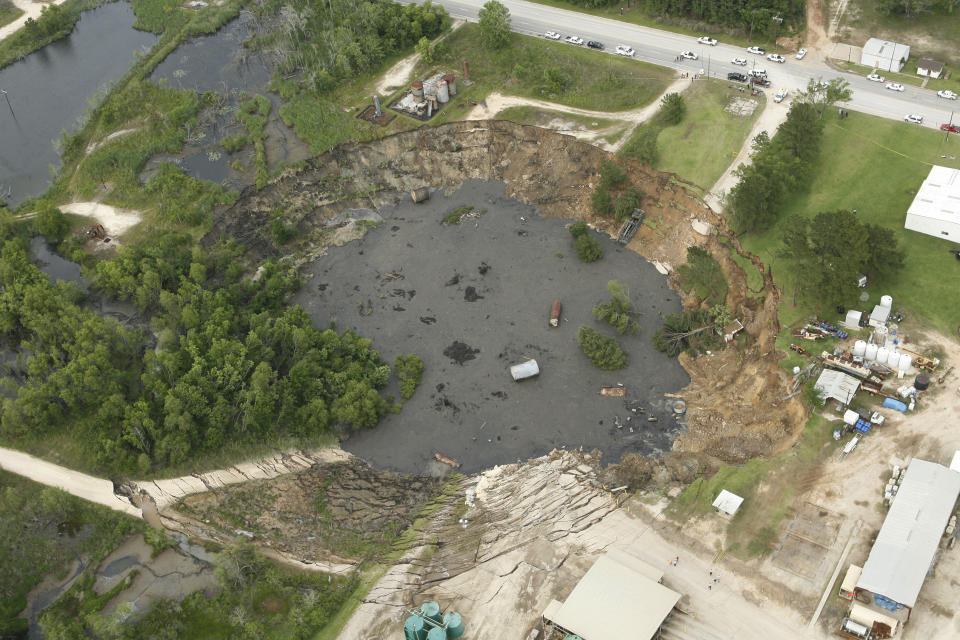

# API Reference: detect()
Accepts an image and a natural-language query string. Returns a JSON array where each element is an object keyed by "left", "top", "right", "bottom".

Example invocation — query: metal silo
[
  {"left": 420, "top": 601, "right": 442, "bottom": 625},
  {"left": 426, "top": 627, "right": 447, "bottom": 640},
  {"left": 442, "top": 612, "right": 464, "bottom": 639},
  {"left": 404, "top": 615, "right": 427, "bottom": 640},
  {"left": 442, "top": 73, "right": 457, "bottom": 96},
  {"left": 437, "top": 79, "right": 450, "bottom": 103},
  {"left": 412, "top": 80, "right": 424, "bottom": 103}
]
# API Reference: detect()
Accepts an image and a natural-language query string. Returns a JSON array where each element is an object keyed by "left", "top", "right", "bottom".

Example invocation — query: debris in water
[
  {"left": 443, "top": 341, "right": 479, "bottom": 365},
  {"left": 478, "top": 262, "right": 491, "bottom": 275},
  {"left": 420, "top": 316, "right": 437, "bottom": 324},
  {"left": 464, "top": 286, "right": 484, "bottom": 302}
]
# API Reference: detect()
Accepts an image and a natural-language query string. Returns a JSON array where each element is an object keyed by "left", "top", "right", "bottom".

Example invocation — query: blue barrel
[
  {"left": 426, "top": 626, "right": 447, "bottom": 640},
  {"left": 404, "top": 615, "right": 426, "bottom": 640},
  {"left": 421, "top": 601, "right": 442, "bottom": 625},
  {"left": 443, "top": 612, "right": 464, "bottom": 639}
]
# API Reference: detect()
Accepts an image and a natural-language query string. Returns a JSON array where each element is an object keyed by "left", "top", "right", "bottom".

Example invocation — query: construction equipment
[
  {"left": 83, "top": 224, "right": 106, "bottom": 240},
  {"left": 897, "top": 346, "right": 940, "bottom": 372},
  {"left": 789, "top": 343, "right": 810, "bottom": 356},
  {"left": 616, "top": 209, "right": 645, "bottom": 245}
]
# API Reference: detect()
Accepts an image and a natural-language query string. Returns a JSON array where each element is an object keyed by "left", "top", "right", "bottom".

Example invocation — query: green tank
[
  {"left": 426, "top": 627, "right": 447, "bottom": 640},
  {"left": 442, "top": 612, "right": 464, "bottom": 639},
  {"left": 420, "top": 601, "right": 442, "bottom": 625},
  {"left": 403, "top": 615, "right": 426, "bottom": 640}
]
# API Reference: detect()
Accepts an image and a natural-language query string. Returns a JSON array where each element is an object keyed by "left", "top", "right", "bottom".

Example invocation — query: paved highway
[{"left": 427, "top": 0, "right": 959, "bottom": 129}]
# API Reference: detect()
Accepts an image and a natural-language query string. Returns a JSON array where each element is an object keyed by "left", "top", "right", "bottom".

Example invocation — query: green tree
[
  {"left": 658, "top": 92, "right": 686, "bottom": 125},
  {"left": 478, "top": 0, "right": 511, "bottom": 49},
  {"left": 568, "top": 221, "right": 589, "bottom": 238},
  {"left": 676, "top": 246, "right": 727, "bottom": 306},
  {"left": 577, "top": 326, "right": 628, "bottom": 369},
  {"left": 394, "top": 353, "right": 424, "bottom": 401},
  {"left": 575, "top": 234, "right": 603, "bottom": 263},
  {"left": 652, "top": 309, "right": 720, "bottom": 357},
  {"left": 591, "top": 186, "right": 612, "bottom": 215},
  {"left": 598, "top": 158, "right": 627, "bottom": 189},
  {"left": 864, "top": 224, "right": 906, "bottom": 278},
  {"left": 593, "top": 280, "right": 641, "bottom": 335},
  {"left": 35, "top": 202, "right": 70, "bottom": 245},
  {"left": 799, "top": 76, "right": 853, "bottom": 119},
  {"left": 613, "top": 187, "right": 642, "bottom": 223}
]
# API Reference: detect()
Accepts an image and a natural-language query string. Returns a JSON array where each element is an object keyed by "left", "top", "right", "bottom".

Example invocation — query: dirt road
[
  {"left": 0, "top": 0, "right": 71, "bottom": 42},
  {"left": 374, "top": 19, "right": 465, "bottom": 96}
]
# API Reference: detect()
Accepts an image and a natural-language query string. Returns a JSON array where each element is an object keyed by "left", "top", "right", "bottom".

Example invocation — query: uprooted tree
[
  {"left": 652, "top": 306, "right": 731, "bottom": 357},
  {"left": 593, "top": 280, "right": 641, "bottom": 335}
]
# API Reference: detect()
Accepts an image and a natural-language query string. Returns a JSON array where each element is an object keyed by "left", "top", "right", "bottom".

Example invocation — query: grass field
[
  {"left": 666, "top": 413, "right": 839, "bottom": 558},
  {"left": 0, "top": 2, "right": 23, "bottom": 29},
  {"left": 740, "top": 110, "right": 960, "bottom": 336},
  {"left": 653, "top": 80, "right": 764, "bottom": 190}
]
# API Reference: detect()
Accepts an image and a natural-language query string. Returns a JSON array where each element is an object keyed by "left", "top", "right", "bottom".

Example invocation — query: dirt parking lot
[{"left": 292, "top": 180, "right": 689, "bottom": 474}]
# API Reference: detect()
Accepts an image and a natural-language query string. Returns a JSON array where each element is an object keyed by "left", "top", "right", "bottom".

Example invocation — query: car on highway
[
  {"left": 615, "top": 45, "right": 635, "bottom": 57},
  {"left": 796, "top": 48, "right": 807, "bottom": 59},
  {"left": 587, "top": 40, "right": 604, "bottom": 50},
  {"left": 774, "top": 88, "right": 788, "bottom": 103},
  {"left": 904, "top": 114, "right": 924, "bottom": 124},
  {"left": 544, "top": 31, "right": 561, "bottom": 40},
  {"left": 938, "top": 89, "right": 958, "bottom": 100},
  {"left": 885, "top": 82, "right": 905, "bottom": 92},
  {"left": 746, "top": 46, "right": 765, "bottom": 55},
  {"left": 727, "top": 72, "right": 747, "bottom": 82},
  {"left": 749, "top": 68, "right": 768, "bottom": 78},
  {"left": 697, "top": 36, "right": 717, "bottom": 46},
  {"left": 565, "top": 35, "right": 584, "bottom": 45},
  {"left": 680, "top": 51, "right": 698, "bottom": 60},
  {"left": 866, "top": 72, "right": 885, "bottom": 82},
  {"left": 767, "top": 53, "right": 786, "bottom": 63},
  {"left": 731, "top": 57, "right": 747, "bottom": 66}
]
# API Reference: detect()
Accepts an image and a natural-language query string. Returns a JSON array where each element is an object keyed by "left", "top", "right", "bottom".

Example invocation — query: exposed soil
[{"left": 213, "top": 120, "right": 806, "bottom": 470}]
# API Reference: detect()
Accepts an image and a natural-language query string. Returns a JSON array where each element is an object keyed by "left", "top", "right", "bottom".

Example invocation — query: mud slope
[{"left": 213, "top": 120, "right": 806, "bottom": 464}]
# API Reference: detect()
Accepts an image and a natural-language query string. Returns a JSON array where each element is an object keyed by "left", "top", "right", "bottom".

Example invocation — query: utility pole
[{"left": 0, "top": 89, "right": 13, "bottom": 118}]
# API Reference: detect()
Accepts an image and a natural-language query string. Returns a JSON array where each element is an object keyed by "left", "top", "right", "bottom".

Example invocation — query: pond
[
  {"left": 292, "top": 180, "right": 691, "bottom": 474},
  {"left": 0, "top": 2, "right": 158, "bottom": 207}
]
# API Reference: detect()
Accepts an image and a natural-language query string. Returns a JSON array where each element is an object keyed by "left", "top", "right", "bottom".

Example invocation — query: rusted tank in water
[{"left": 549, "top": 300, "right": 562, "bottom": 327}]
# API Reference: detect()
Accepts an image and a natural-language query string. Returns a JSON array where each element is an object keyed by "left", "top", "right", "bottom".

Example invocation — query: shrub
[
  {"left": 593, "top": 280, "right": 641, "bottom": 335},
  {"left": 658, "top": 92, "right": 686, "bottom": 126},
  {"left": 577, "top": 326, "right": 628, "bottom": 370},
  {"left": 568, "top": 221, "right": 589, "bottom": 238},
  {"left": 598, "top": 158, "right": 627, "bottom": 189},
  {"left": 394, "top": 354, "right": 424, "bottom": 401},
  {"left": 591, "top": 186, "right": 612, "bottom": 215},
  {"left": 575, "top": 234, "right": 603, "bottom": 263},
  {"left": 613, "top": 187, "right": 642, "bottom": 223}
]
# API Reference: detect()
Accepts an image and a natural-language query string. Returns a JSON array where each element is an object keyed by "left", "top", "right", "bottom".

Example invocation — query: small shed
[
  {"left": 916, "top": 57, "right": 944, "bottom": 79},
  {"left": 861, "top": 38, "right": 910, "bottom": 72},
  {"left": 843, "top": 310, "right": 863, "bottom": 329},
  {"left": 718, "top": 319, "right": 744, "bottom": 343},
  {"left": 712, "top": 489, "right": 744, "bottom": 516},
  {"left": 839, "top": 564, "right": 862, "bottom": 599},
  {"left": 814, "top": 369, "right": 861, "bottom": 405}
]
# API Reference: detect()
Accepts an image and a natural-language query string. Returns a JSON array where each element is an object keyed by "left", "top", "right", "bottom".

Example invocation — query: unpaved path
[
  {"left": 0, "top": 0, "right": 70, "bottom": 42},
  {"left": 705, "top": 97, "right": 789, "bottom": 212},
  {"left": 466, "top": 75, "right": 692, "bottom": 151},
  {"left": 59, "top": 201, "right": 142, "bottom": 238},
  {"left": 375, "top": 19, "right": 465, "bottom": 95}
]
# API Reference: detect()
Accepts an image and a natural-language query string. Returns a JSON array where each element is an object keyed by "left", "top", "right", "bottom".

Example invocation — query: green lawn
[
  {"left": 0, "top": 2, "right": 24, "bottom": 30},
  {"left": 740, "top": 109, "right": 960, "bottom": 336},
  {"left": 653, "top": 80, "right": 764, "bottom": 190}
]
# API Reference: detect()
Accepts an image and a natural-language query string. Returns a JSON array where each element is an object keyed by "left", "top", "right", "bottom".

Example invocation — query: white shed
[
  {"left": 712, "top": 489, "right": 744, "bottom": 516},
  {"left": 861, "top": 38, "right": 910, "bottom": 72},
  {"left": 904, "top": 165, "right": 960, "bottom": 244}
]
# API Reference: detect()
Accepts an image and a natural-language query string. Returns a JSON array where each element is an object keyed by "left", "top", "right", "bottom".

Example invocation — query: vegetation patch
[
  {"left": 676, "top": 245, "right": 728, "bottom": 306},
  {"left": 577, "top": 325, "right": 628, "bottom": 369},
  {"left": 593, "top": 280, "right": 641, "bottom": 335}
]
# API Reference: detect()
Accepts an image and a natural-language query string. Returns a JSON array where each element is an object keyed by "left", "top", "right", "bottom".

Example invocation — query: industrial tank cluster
[
  {"left": 391, "top": 73, "right": 458, "bottom": 120},
  {"left": 403, "top": 601, "right": 465, "bottom": 639}
]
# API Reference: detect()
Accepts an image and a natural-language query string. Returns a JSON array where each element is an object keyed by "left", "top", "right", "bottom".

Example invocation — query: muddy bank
[{"left": 292, "top": 179, "right": 689, "bottom": 473}]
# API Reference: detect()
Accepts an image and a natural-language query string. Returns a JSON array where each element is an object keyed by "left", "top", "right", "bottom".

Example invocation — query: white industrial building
[
  {"left": 854, "top": 459, "right": 960, "bottom": 632},
  {"left": 861, "top": 38, "right": 911, "bottom": 72},
  {"left": 904, "top": 165, "right": 960, "bottom": 243},
  {"left": 542, "top": 549, "right": 680, "bottom": 639}
]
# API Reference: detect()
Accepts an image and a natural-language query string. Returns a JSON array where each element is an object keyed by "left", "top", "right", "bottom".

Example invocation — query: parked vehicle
[
  {"left": 731, "top": 57, "right": 747, "bottom": 66},
  {"left": 680, "top": 50, "right": 697, "bottom": 60},
  {"left": 866, "top": 72, "right": 885, "bottom": 82},
  {"left": 727, "top": 72, "right": 747, "bottom": 82},
  {"left": 767, "top": 53, "right": 786, "bottom": 63},
  {"left": 749, "top": 68, "right": 767, "bottom": 78},
  {"left": 942, "top": 123, "right": 960, "bottom": 133},
  {"left": 796, "top": 48, "right": 807, "bottom": 59},
  {"left": 587, "top": 40, "right": 604, "bottom": 50},
  {"left": 549, "top": 300, "right": 563, "bottom": 327},
  {"left": 746, "top": 46, "right": 765, "bottom": 55},
  {"left": 544, "top": 31, "right": 561, "bottom": 40},
  {"left": 615, "top": 44, "right": 635, "bottom": 57},
  {"left": 774, "top": 88, "right": 788, "bottom": 103},
  {"left": 904, "top": 114, "right": 924, "bottom": 124},
  {"left": 697, "top": 36, "right": 717, "bottom": 46},
  {"left": 885, "top": 82, "right": 905, "bottom": 92},
  {"left": 565, "top": 35, "right": 584, "bottom": 45},
  {"left": 938, "top": 89, "right": 958, "bottom": 100}
]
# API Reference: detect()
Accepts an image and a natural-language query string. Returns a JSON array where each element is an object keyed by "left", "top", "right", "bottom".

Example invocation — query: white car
[
  {"left": 746, "top": 46, "right": 765, "bottom": 55},
  {"left": 615, "top": 45, "right": 635, "bottom": 57},
  {"left": 680, "top": 51, "right": 698, "bottom": 60},
  {"left": 904, "top": 114, "right": 924, "bottom": 124},
  {"left": 866, "top": 72, "right": 885, "bottom": 82},
  {"left": 938, "top": 89, "right": 958, "bottom": 100},
  {"left": 732, "top": 57, "right": 748, "bottom": 66},
  {"left": 796, "top": 48, "right": 807, "bottom": 59},
  {"left": 565, "top": 35, "right": 584, "bottom": 45},
  {"left": 885, "top": 82, "right": 905, "bottom": 92},
  {"left": 767, "top": 53, "right": 785, "bottom": 63},
  {"left": 774, "top": 88, "right": 789, "bottom": 103},
  {"left": 544, "top": 31, "right": 561, "bottom": 40},
  {"left": 697, "top": 36, "right": 717, "bottom": 46}
]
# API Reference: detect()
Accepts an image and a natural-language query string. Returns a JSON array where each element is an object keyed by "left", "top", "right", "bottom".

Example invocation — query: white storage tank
[
  {"left": 887, "top": 350, "right": 901, "bottom": 367},
  {"left": 864, "top": 343, "right": 879, "bottom": 361},
  {"left": 898, "top": 354, "right": 913, "bottom": 372},
  {"left": 880, "top": 294, "right": 893, "bottom": 309},
  {"left": 877, "top": 347, "right": 890, "bottom": 364},
  {"left": 853, "top": 340, "right": 867, "bottom": 357},
  {"left": 843, "top": 409, "right": 860, "bottom": 426},
  {"left": 436, "top": 79, "right": 450, "bottom": 103}
]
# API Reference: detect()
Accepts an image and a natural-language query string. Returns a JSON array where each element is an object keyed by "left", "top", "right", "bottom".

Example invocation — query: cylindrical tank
[
  {"left": 443, "top": 612, "right": 464, "bottom": 639},
  {"left": 426, "top": 627, "right": 447, "bottom": 640},
  {"left": 411, "top": 187, "right": 430, "bottom": 203},
  {"left": 672, "top": 399, "right": 687, "bottom": 415},
  {"left": 405, "top": 615, "right": 427, "bottom": 640},
  {"left": 853, "top": 340, "right": 866, "bottom": 357},
  {"left": 411, "top": 80, "right": 424, "bottom": 103},
  {"left": 442, "top": 73, "right": 457, "bottom": 96},
  {"left": 423, "top": 80, "right": 437, "bottom": 97},
  {"left": 436, "top": 79, "right": 450, "bottom": 103},
  {"left": 915, "top": 374, "right": 930, "bottom": 391},
  {"left": 421, "top": 602, "right": 442, "bottom": 625},
  {"left": 877, "top": 347, "right": 889, "bottom": 365},
  {"left": 898, "top": 354, "right": 912, "bottom": 372},
  {"left": 887, "top": 350, "right": 901, "bottom": 368},
  {"left": 880, "top": 294, "right": 893, "bottom": 309},
  {"left": 864, "top": 343, "right": 879, "bottom": 361}
]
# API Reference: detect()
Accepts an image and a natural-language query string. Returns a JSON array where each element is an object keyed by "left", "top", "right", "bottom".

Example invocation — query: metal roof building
[
  {"left": 814, "top": 369, "right": 860, "bottom": 405},
  {"left": 712, "top": 489, "right": 744, "bottom": 516},
  {"left": 856, "top": 459, "right": 960, "bottom": 610},
  {"left": 543, "top": 549, "right": 680, "bottom": 639},
  {"left": 861, "top": 38, "right": 911, "bottom": 72},
  {"left": 905, "top": 166, "right": 960, "bottom": 244}
]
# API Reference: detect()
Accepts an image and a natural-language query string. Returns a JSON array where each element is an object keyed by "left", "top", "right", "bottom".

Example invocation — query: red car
[{"left": 942, "top": 123, "right": 960, "bottom": 133}]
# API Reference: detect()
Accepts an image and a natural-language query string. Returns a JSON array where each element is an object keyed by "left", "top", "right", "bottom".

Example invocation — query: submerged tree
[{"left": 593, "top": 280, "right": 641, "bottom": 335}]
